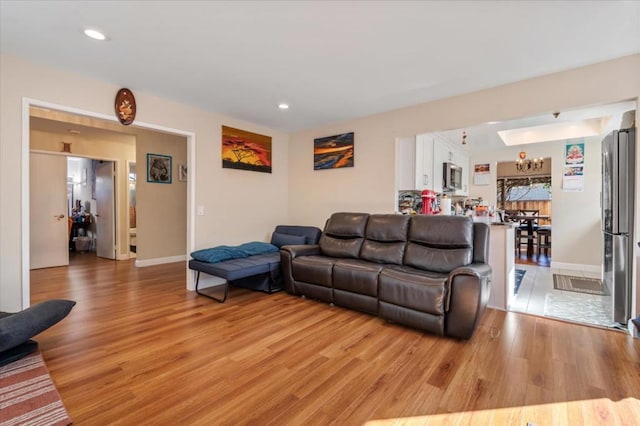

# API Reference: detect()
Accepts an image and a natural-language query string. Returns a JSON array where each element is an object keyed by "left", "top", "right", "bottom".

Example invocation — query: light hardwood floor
[{"left": 30, "top": 255, "right": 640, "bottom": 425}]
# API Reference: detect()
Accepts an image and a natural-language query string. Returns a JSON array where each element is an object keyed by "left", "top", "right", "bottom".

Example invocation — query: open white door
[
  {"left": 30, "top": 152, "right": 69, "bottom": 269},
  {"left": 96, "top": 161, "right": 116, "bottom": 259}
]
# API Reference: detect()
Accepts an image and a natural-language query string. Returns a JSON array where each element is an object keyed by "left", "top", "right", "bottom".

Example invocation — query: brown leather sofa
[{"left": 280, "top": 213, "right": 491, "bottom": 339}]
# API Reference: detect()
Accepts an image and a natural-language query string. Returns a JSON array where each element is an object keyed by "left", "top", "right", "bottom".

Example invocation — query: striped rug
[{"left": 0, "top": 352, "right": 72, "bottom": 426}]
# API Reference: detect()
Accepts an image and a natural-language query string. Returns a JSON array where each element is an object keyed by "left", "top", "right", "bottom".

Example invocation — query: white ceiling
[
  {"left": 1, "top": 1, "right": 639, "bottom": 133},
  {"left": 433, "top": 99, "right": 637, "bottom": 153}
]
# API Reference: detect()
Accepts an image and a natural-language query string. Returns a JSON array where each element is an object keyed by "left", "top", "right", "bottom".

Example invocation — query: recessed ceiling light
[
  {"left": 84, "top": 28, "right": 107, "bottom": 41},
  {"left": 68, "top": 129, "right": 81, "bottom": 135},
  {"left": 278, "top": 103, "right": 289, "bottom": 110}
]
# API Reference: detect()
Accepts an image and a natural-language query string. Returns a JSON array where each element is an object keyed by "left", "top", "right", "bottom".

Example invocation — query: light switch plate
[{"left": 197, "top": 205, "right": 205, "bottom": 216}]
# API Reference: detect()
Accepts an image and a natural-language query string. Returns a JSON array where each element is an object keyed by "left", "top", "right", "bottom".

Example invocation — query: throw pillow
[
  {"left": 0, "top": 340, "right": 38, "bottom": 368},
  {"left": 190, "top": 245, "right": 248, "bottom": 263},
  {"left": 0, "top": 299, "right": 76, "bottom": 353},
  {"left": 271, "top": 232, "right": 307, "bottom": 248},
  {"left": 238, "top": 241, "right": 279, "bottom": 256}
]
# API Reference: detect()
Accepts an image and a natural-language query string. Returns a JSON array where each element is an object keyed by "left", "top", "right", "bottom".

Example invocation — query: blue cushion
[
  {"left": 190, "top": 245, "right": 248, "bottom": 263},
  {"left": 190, "top": 251, "right": 281, "bottom": 281},
  {"left": 271, "top": 232, "right": 307, "bottom": 248},
  {"left": 237, "top": 241, "right": 279, "bottom": 256},
  {"left": 0, "top": 299, "right": 76, "bottom": 354}
]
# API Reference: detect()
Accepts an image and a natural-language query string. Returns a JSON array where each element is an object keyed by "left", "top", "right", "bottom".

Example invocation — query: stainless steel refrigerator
[{"left": 602, "top": 127, "right": 635, "bottom": 325}]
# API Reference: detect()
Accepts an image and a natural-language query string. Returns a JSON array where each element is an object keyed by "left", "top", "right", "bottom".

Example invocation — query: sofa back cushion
[
  {"left": 360, "top": 214, "right": 410, "bottom": 264},
  {"left": 404, "top": 215, "right": 473, "bottom": 273},
  {"left": 273, "top": 225, "right": 323, "bottom": 245},
  {"left": 319, "top": 212, "right": 369, "bottom": 258}
]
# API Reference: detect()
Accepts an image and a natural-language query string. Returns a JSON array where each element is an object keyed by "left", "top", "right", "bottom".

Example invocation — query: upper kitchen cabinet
[
  {"left": 415, "top": 134, "right": 434, "bottom": 190},
  {"left": 396, "top": 133, "right": 469, "bottom": 195},
  {"left": 432, "top": 135, "right": 470, "bottom": 195}
]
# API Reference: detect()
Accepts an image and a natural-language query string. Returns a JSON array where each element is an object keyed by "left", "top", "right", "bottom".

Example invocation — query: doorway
[
  {"left": 496, "top": 160, "right": 552, "bottom": 267},
  {"left": 66, "top": 157, "right": 116, "bottom": 261},
  {"left": 22, "top": 99, "right": 195, "bottom": 308}
]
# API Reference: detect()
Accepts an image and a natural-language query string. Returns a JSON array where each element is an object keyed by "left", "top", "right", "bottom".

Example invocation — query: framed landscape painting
[
  {"left": 314, "top": 132, "right": 354, "bottom": 170},
  {"left": 221, "top": 126, "right": 272, "bottom": 173},
  {"left": 147, "top": 153, "right": 172, "bottom": 184}
]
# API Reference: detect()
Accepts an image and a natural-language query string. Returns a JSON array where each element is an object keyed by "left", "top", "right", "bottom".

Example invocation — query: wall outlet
[{"left": 197, "top": 205, "right": 205, "bottom": 216}]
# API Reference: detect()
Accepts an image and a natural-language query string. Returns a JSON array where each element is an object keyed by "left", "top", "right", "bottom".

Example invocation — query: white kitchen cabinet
[
  {"left": 409, "top": 133, "right": 469, "bottom": 194},
  {"left": 433, "top": 137, "right": 470, "bottom": 196},
  {"left": 432, "top": 139, "right": 450, "bottom": 193},
  {"left": 414, "top": 134, "right": 433, "bottom": 190}
]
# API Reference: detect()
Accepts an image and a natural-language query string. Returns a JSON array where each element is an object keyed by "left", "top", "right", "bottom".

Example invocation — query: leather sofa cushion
[
  {"left": 292, "top": 256, "right": 338, "bottom": 287},
  {"left": 323, "top": 212, "right": 369, "bottom": 237},
  {"left": 379, "top": 266, "right": 447, "bottom": 315},
  {"left": 320, "top": 212, "right": 370, "bottom": 258},
  {"left": 333, "top": 259, "right": 384, "bottom": 296},
  {"left": 360, "top": 214, "right": 410, "bottom": 265},
  {"left": 405, "top": 215, "right": 473, "bottom": 273}
]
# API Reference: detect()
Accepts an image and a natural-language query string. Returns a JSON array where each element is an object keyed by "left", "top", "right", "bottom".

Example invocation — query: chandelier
[{"left": 516, "top": 151, "right": 544, "bottom": 173}]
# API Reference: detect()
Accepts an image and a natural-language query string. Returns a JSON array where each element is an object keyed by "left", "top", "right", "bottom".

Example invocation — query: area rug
[
  {"left": 514, "top": 269, "right": 526, "bottom": 295},
  {"left": 543, "top": 292, "right": 612, "bottom": 328},
  {"left": 553, "top": 274, "right": 606, "bottom": 295},
  {"left": 0, "top": 352, "right": 72, "bottom": 426}
]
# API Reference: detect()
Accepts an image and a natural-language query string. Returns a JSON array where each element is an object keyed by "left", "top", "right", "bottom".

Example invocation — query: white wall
[
  {"left": 287, "top": 54, "right": 640, "bottom": 315},
  {"left": 468, "top": 136, "right": 603, "bottom": 268},
  {"left": 0, "top": 54, "right": 289, "bottom": 311}
]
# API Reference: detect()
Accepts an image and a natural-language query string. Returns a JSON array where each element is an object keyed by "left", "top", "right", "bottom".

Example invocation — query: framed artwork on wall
[
  {"left": 221, "top": 125, "right": 272, "bottom": 173},
  {"left": 178, "top": 164, "right": 187, "bottom": 182},
  {"left": 314, "top": 132, "right": 354, "bottom": 170},
  {"left": 147, "top": 153, "right": 172, "bottom": 184}
]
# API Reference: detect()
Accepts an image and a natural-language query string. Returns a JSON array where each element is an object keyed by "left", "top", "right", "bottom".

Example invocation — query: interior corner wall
[
  {"left": 0, "top": 54, "right": 289, "bottom": 311},
  {"left": 135, "top": 130, "right": 187, "bottom": 260}
]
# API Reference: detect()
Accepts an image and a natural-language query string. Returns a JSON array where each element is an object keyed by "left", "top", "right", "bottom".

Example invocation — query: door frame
[{"left": 21, "top": 98, "right": 196, "bottom": 307}]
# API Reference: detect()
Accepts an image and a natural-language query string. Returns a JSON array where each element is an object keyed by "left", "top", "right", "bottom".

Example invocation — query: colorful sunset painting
[
  {"left": 313, "top": 132, "right": 354, "bottom": 170},
  {"left": 221, "top": 126, "right": 272, "bottom": 173}
]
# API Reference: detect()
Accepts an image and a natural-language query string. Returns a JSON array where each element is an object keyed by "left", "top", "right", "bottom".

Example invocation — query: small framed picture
[
  {"left": 147, "top": 153, "right": 172, "bottom": 184},
  {"left": 178, "top": 164, "right": 187, "bottom": 182}
]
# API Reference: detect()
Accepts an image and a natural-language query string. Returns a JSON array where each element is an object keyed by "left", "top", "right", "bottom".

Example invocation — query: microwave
[{"left": 443, "top": 162, "right": 462, "bottom": 191}]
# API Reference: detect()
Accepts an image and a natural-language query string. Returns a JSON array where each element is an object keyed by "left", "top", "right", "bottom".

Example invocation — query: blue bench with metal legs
[{"left": 189, "top": 225, "right": 322, "bottom": 302}]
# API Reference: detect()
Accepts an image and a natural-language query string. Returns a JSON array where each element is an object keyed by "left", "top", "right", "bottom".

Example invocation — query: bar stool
[{"left": 536, "top": 226, "right": 551, "bottom": 256}]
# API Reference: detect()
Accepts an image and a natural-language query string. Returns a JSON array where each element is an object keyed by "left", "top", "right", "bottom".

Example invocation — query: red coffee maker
[{"left": 421, "top": 189, "right": 438, "bottom": 215}]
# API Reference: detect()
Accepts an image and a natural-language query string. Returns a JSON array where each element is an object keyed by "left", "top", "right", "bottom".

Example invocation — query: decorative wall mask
[{"left": 115, "top": 88, "right": 136, "bottom": 125}]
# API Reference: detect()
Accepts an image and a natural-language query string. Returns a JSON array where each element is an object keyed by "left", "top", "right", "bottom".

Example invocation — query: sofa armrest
[
  {"left": 279, "top": 245, "right": 320, "bottom": 294},
  {"left": 444, "top": 263, "right": 492, "bottom": 339},
  {"left": 280, "top": 244, "right": 320, "bottom": 259}
]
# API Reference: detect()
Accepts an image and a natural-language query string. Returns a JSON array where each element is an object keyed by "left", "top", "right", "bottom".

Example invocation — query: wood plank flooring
[{"left": 30, "top": 255, "right": 640, "bottom": 425}]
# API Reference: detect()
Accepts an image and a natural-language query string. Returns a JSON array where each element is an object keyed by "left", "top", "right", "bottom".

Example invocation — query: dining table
[{"left": 510, "top": 215, "right": 550, "bottom": 256}]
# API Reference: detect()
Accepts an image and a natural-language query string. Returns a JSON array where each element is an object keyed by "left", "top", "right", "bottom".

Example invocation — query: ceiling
[
  {"left": 2, "top": 1, "right": 639, "bottom": 133},
  {"left": 433, "top": 99, "right": 637, "bottom": 153}
]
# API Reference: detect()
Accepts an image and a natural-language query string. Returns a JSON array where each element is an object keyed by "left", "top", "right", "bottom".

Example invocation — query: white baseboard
[
  {"left": 135, "top": 255, "right": 186, "bottom": 267},
  {"left": 550, "top": 261, "right": 601, "bottom": 274},
  {"left": 117, "top": 252, "right": 136, "bottom": 260}
]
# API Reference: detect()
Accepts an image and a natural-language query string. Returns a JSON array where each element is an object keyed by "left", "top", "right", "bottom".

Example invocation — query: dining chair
[
  {"left": 536, "top": 226, "right": 551, "bottom": 256},
  {"left": 517, "top": 209, "right": 540, "bottom": 228}
]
